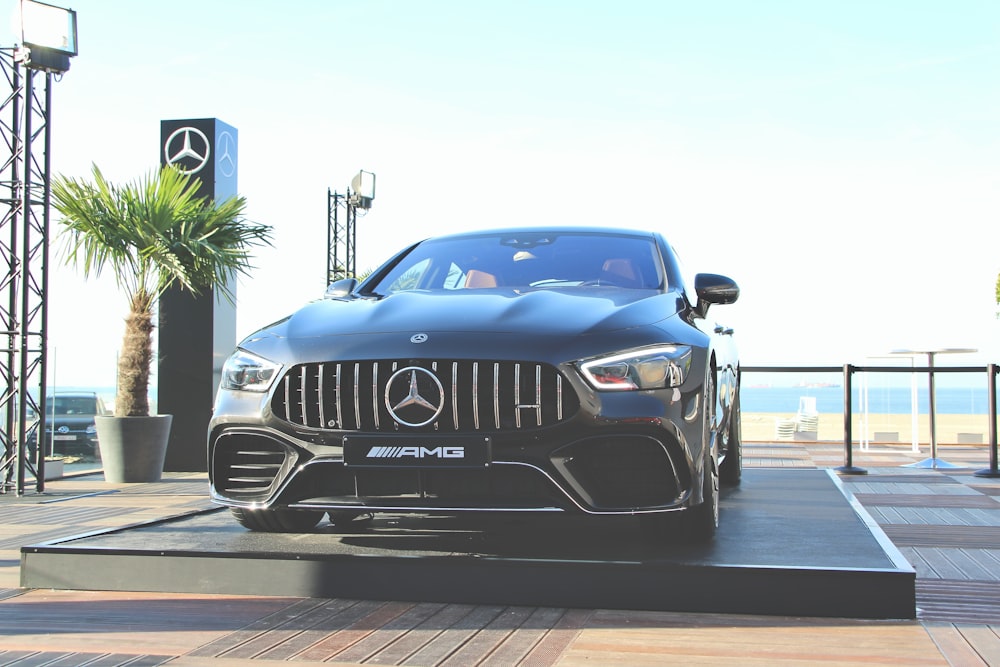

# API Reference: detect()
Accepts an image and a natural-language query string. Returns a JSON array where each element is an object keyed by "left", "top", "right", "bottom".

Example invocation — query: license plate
[
  {"left": 344, "top": 435, "right": 491, "bottom": 468},
  {"left": 53, "top": 435, "right": 76, "bottom": 441}
]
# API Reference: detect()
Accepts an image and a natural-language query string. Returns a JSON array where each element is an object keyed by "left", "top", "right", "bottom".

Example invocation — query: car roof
[{"left": 420, "top": 226, "right": 660, "bottom": 242}]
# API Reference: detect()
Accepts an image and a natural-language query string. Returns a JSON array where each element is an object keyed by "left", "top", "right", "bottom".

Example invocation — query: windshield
[
  {"left": 368, "top": 231, "right": 665, "bottom": 294},
  {"left": 45, "top": 395, "right": 102, "bottom": 416}
]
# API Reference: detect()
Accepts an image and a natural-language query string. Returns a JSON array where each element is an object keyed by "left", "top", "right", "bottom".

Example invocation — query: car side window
[
  {"left": 385, "top": 258, "right": 431, "bottom": 292},
  {"left": 443, "top": 263, "right": 465, "bottom": 290}
]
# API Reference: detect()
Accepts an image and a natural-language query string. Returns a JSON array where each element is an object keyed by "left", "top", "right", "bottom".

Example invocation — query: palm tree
[{"left": 51, "top": 163, "right": 272, "bottom": 417}]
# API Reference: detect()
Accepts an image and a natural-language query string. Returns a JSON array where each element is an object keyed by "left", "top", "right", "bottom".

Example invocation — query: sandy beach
[{"left": 742, "top": 411, "right": 994, "bottom": 445}]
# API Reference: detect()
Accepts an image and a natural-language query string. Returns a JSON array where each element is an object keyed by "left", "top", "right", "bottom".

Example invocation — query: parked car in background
[
  {"left": 209, "top": 227, "right": 741, "bottom": 542},
  {"left": 29, "top": 391, "right": 109, "bottom": 457}
]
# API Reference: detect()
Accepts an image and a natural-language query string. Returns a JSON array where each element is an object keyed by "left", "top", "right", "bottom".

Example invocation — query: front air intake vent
[{"left": 212, "top": 432, "right": 291, "bottom": 500}]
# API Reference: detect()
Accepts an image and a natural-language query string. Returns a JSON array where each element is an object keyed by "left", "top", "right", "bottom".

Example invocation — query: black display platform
[{"left": 20, "top": 469, "right": 915, "bottom": 619}]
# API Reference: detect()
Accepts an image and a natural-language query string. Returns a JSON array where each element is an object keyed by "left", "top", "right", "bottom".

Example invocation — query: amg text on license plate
[{"left": 344, "top": 436, "right": 491, "bottom": 468}]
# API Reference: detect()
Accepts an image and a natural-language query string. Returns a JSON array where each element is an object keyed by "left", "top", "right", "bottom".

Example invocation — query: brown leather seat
[
  {"left": 600, "top": 258, "right": 640, "bottom": 286},
  {"left": 464, "top": 269, "right": 498, "bottom": 288}
]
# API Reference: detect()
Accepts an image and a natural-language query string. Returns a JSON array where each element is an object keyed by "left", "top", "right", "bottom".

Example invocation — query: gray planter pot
[{"left": 95, "top": 414, "right": 173, "bottom": 483}]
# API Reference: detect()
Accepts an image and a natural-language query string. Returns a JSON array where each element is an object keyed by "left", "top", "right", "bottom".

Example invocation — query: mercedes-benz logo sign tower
[{"left": 158, "top": 118, "right": 239, "bottom": 472}]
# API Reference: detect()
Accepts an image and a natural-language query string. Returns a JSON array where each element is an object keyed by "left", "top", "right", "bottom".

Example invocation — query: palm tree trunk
[{"left": 116, "top": 290, "right": 154, "bottom": 417}]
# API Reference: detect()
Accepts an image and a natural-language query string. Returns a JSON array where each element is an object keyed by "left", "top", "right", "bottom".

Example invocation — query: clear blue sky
[{"left": 3, "top": 0, "right": 998, "bottom": 388}]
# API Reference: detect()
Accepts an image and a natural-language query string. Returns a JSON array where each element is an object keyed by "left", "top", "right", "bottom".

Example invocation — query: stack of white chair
[
  {"left": 775, "top": 418, "right": 796, "bottom": 440},
  {"left": 794, "top": 396, "right": 820, "bottom": 440}
]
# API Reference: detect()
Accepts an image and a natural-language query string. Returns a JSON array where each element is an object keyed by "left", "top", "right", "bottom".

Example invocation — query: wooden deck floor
[{"left": 1, "top": 442, "right": 998, "bottom": 666}]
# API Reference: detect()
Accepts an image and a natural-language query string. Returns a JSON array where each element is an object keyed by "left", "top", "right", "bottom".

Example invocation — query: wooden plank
[
  {"left": 956, "top": 625, "right": 1000, "bottom": 666},
  {"left": 477, "top": 607, "right": 566, "bottom": 667},
  {"left": 519, "top": 607, "right": 591, "bottom": 666},
  {"left": 439, "top": 605, "right": 537, "bottom": 667},
  {"left": 324, "top": 603, "right": 454, "bottom": 663},
  {"left": 190, "top": 598, "right": 336, "bottom": 658},
  {"left": 896, "top": 504, "right": 987, "bottom": 527},
  {"left": 881, "top": 524, "right": 1000, "bottom": 548},
  {"left": 557, "top": 619, "right": 948, "bottom": 666},
  {"left": 0, "top": 588, "right": 22, "bottom": 602},
  {"left": 901, "top": 547, "right": 935, "bottom": 580},
  {"left": 368, "top": 604, "right": 473, "bottom": 665},
  {"left": 923, "top": 623, "right": 990, "bottom": 667},
  {"left": 855, "top": 493, "right": 1000, "bottom": 509},
  {"left": 931, "top": 548, "right": 998, "bottom": 581},
  {"left": 219, "top": 598, "right": 393, "bottom": 660},
  {"left": 177, "top": 597, "right": 329, "bottom": 659},
  {"left": 911, "top": 547, "right": 987, "bottom": 581},
  {"left": 917, "top": 580, "right": 1000, "bottom": 623},
  {"left": 403, "top": 604, "right": 507, "bottom": 665},
  {"left": 0, "top": 590, "right": 304, "bottom": 656},
  {"left": 841, "top": 475, "right": 958, "bottom": 485},
  {"left": 291, "top": 599, "right": 413, "bottom": 662},
  {"left": 251, "top": 598, "right": 377, "bottom": 660},
  {"left": 7, "top": 653, "right": 170, "bottom": 667}
]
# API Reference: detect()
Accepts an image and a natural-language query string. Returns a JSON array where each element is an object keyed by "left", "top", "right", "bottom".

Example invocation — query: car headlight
[
  {"left": 86, "top": 424, "right": 97, "bottom": 435},
  {"left": 579, "top": 345, "right": 692, "bottom": 391},
  {"left": 221, "top": 350, "right": 282, "bottom": 392}
]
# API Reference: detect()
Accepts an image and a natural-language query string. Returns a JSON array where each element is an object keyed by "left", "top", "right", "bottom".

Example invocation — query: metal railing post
[
  {"left": 974, "top": 363, "right": 999, "bottom": 479},
  {"left": 836, "top": 363, "right": 867, "bottom": 475}
]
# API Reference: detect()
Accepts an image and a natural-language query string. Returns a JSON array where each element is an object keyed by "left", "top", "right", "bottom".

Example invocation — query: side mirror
[
  {"left": 324, "top": 278, "right": 358, "bottom": 299},
  {"left": 693, "top": 273, "right": 739, "bottom": 317}
]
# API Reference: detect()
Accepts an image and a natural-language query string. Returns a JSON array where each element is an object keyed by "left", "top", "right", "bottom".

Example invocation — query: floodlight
[
  {"left": 21, "top": 0, "right": 77, "bottom": 54},
  {"left": 349, "top": 170, "right": 375, "bottom": 209},
  {"left": 18, "top": 0, "right": 77, "bottom": 73}
]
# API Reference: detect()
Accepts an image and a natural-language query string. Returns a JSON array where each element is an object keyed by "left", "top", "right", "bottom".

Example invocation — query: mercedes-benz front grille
[{"left": 272, "top": 359, "right": 579, "bottom": 432}]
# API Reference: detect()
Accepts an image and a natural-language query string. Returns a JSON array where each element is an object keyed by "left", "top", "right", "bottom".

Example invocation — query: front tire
[
  {"left": 643, "top": 375, "right": 721, "bottom": 544},
  {"left": 683, "top": 442, "right": 719, "bottom": 542},
  {"left": 683, "top": 372, "right": 720, "bottom": 542},
  {"left": 230, "top": 507, "right": 324, "bottom": 533},
  {"left": 720, "top": 388, "right": 742, "bottom": 486}
]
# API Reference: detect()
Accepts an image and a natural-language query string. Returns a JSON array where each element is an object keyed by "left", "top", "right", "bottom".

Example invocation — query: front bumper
[
  {"left": 32, "top": 432, "right": 99, "bottom": 455},
  {"left": 209, "top": 387, "right": 703, "bottom": 516}
]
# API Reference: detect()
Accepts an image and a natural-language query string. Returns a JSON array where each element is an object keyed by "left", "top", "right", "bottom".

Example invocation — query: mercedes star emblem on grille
[{"left": 385, "top": 366, "right": 445, "bottom": 427}]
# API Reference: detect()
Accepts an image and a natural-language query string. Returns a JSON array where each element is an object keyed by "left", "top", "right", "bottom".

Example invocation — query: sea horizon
[{"left": 741, "top": 384, "right": 991, "bottom": 416}]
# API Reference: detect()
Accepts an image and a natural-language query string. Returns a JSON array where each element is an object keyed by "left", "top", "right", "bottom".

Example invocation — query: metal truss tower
[
  {"left": 327, "top": 171, "right": 374, "bottom": 286},
  {"left": 0, "top": 48, "right": 55, "bottom": 494},
  {"left": 326, "top": 189, "right": 358, "bottom": 285}
]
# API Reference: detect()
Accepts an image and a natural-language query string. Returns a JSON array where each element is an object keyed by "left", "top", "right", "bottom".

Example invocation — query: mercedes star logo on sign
[
  {"left": 164, "top": 127, "right": 211, "bottom": 175},
  {"left": 216, "top": 130, "right": 237, "bottom": 178},
  {"left": 385, "top": 366, "right": 445, "bottom": 428}
]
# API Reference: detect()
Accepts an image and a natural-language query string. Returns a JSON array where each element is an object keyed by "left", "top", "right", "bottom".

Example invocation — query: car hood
[
  {"left": 45, "top": 415, "right": 96, "bottom": 428},
  {"left": 254, "top": 288, "right": 684, "bottom": 338},
  {"left": 240, "top": 288, "right": 695, "bottom": 364}
]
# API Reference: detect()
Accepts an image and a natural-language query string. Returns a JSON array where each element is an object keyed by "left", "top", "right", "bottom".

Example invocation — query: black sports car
[{"left": 209, "top": 227, "right": 740, "bottom": 541}]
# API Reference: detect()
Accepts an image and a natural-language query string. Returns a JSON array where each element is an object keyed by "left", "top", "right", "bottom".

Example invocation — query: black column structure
[{"left": 158, "top": 118, "right": 238, "bottom": 472}]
